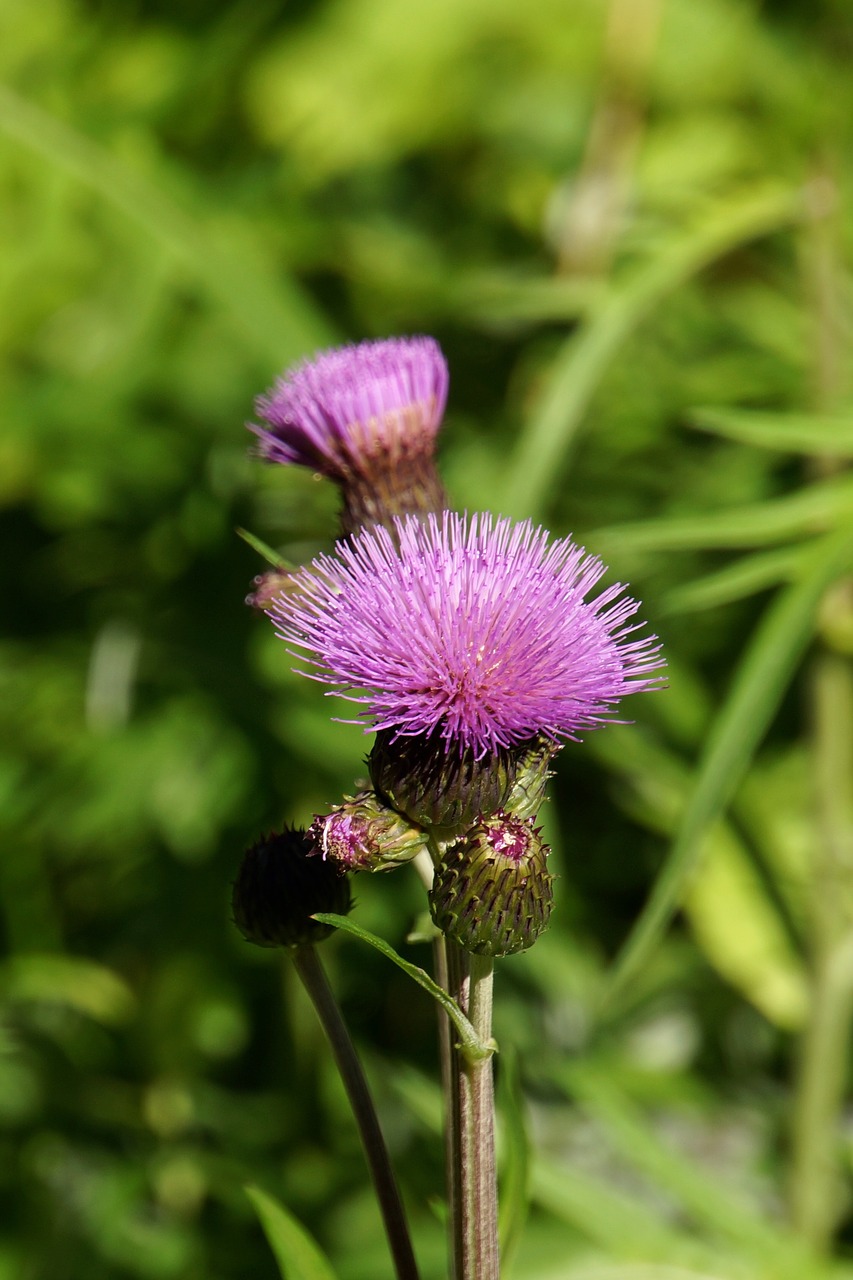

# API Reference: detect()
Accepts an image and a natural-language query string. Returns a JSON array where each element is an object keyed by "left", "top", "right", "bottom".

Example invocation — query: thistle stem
[
  {"left": 292, "top": 945, "right": 421, "bottom": 1280},
  {"left": 446, "top": 941, "right": 499, "bottom": 1280}
]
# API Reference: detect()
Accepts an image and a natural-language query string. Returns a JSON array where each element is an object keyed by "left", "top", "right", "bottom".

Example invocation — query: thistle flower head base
[{"left": 369, "top": 728, "right": 523, "bottom": 830}]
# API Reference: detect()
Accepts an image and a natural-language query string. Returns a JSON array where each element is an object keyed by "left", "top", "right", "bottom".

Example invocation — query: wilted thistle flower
[
  {"left": 250, "top": 337, "right": 448, "bottom": 535},
  {"left": 268, "top": 512, "right": 664, "bottom": 827},
  {"left": 232, "top": 827, "right": 351, "bottom": 948},
  {"left": 309, "top": 791, "right": 430, "bottom": 872}
]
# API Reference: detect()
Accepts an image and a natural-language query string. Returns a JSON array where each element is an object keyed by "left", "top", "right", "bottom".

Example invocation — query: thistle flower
[
  {"left": 269, "top": 512, "right": 664, "bottom": 762},
  {"left": 250, "top": 337, "right": 448, "bottom": 534}
]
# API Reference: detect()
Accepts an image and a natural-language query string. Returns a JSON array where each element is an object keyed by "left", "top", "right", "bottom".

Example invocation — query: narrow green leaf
[
  {"left": 313, "top": 913, "right": 494, "bottom": 1064},
  {"left": 592, "top": 729, "right": 808, "bottom": 1028},
  {"left": 497, "top": 1049, "right": 531, "bottom": 1275},
  {"left": 235, "top": 528, "right": 293, "bottom": 570},
  {"left": 503, "top": 184, "right": 803, "bottom": 519},
  {"left": 245, "top": 1185, "right": 338, "bottom": 1280},
  {"left": 661, "top": 545, "right": 806, "bottom": 614},
  {"left": 604, "top": 524, "right": 853, "bottom": 1009},
  {"left": 689, "top": 407, "right": 853, "bottom": 454},
  {"left": 592, "top": 475, "right": 853, "bottom": 556}
]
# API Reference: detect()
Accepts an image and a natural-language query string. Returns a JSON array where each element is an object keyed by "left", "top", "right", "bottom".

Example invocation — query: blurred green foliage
[{"left": 2, "top": 0, "right": 853, "bottom": 1276}]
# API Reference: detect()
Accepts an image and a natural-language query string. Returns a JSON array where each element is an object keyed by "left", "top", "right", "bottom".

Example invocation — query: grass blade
[
  {"left": 689, "top": 407, "right": 853, "bottom": 454},
  {"left": 604, "top": 524, "right": 853, "bottom": 1010},
  {"left": 592, "top": 475, "right": 853, "bottom": 555},
  {"left": 661, "top": 545, "right": 807, "bottom": 614},
  {"left": 557, "top": 1065, "right": 809, "bottom": 1269},
  {"left": 503, "top": 184, "right": 803, "bottom": 519},
  {"left": 245, "top": 1185, "right": 338, "bottom": 1280}
]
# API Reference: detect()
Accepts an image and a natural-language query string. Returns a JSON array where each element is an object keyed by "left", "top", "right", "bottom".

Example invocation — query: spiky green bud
[
  {"left": 232, "top": 827, "right": 351, "bottom": 948},
  {"left": 309, "top": 791, "right": 429, "bottom": 872},
  {"left": 429, "top": 814, "right": 553, "bottom": 957}
]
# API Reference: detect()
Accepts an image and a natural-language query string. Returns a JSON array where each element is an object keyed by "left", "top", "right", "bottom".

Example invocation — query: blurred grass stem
[
  {"left": 556, "top": 0, "right": 663, "bottom": 276},
  {"left": 791, "top": 655, "right": 853, "bottom": 1249},
  {"left": 505, "top": 184, "right": 802, "bottom": 520},
  {"left": 790, "top": 170, "right": 853, "bottom": 1251},
  {"left": 292, "top": 945, "right": 420, "bottom": 1280}
]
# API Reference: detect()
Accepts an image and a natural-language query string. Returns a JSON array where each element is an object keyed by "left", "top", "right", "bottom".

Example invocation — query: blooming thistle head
[
  {"left": 250, "top": 337, "right": 448, "bottom": 535},
  {"left": 270, "top": 507, "right": 663, "bottom": 744}
]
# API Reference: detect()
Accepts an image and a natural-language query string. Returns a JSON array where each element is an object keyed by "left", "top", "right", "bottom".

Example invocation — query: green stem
[
  {"left": 292, "top": 945, "right": 421, "bottom": 1280},
  {"left": 446, "top": 942, "right": 499, "bottom": 1280}
]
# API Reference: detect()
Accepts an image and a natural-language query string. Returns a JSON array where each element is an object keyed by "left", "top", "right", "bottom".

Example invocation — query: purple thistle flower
[
  {"left": 250, "top": 336, "right": 449, "bottom": 480},
  {"left": 269, "top": 512, "right": 664, "bottom": 760}
]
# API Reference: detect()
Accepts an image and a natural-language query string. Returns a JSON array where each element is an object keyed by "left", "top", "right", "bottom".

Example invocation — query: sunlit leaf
[{"left": 245, "top": 1186, "right": 338, "bottom": 1280}]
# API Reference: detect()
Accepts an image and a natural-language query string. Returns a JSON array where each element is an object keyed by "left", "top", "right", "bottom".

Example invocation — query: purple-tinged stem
[
  {"left": 446, "top": 941, "right": 499, "bottom": 1280},
  {"left": 292, "top": 945, "right": 421, "bottom": 1280}
]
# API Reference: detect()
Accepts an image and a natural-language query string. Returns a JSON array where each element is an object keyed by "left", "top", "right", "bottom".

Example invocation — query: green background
[{"left": 2, "top": 0, "right": 853, "bottom": 1276}]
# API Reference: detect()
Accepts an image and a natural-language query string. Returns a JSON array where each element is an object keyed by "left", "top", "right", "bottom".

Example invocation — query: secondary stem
[
  {"left": 446, "top": 941, "right": 499, "bottom": 1280},
  {"left": 412, "top": 845, "right": 459, "bottom": 1279},
  {"left": 292, "top": 944, "right": 421, "bottom": 1280}
]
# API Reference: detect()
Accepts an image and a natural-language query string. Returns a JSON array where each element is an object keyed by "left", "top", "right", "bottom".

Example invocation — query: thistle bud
[
  {"left": 429, "top": 814, "right": 553, "bottom": 957},
  {"left": 232, "top": 827, "right": 351, "bottom": 948},
  {"left": 309, "top": 791, "right": 429, "bottom": 872}
]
